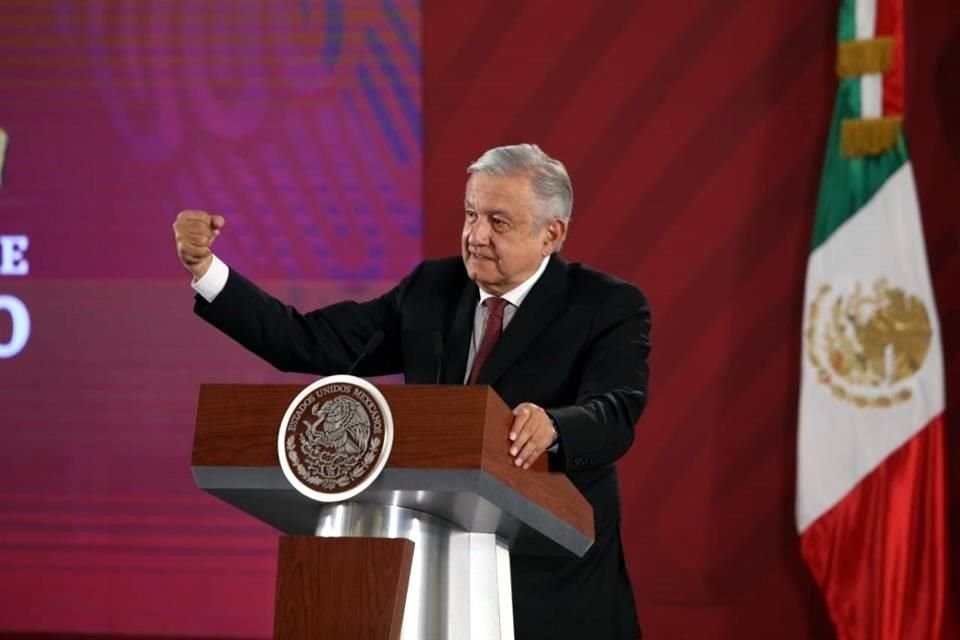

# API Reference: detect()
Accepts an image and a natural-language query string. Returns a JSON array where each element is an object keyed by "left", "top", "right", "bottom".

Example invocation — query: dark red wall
[{"left": 423, "top": 2, "right": 960, "bottom": 638}]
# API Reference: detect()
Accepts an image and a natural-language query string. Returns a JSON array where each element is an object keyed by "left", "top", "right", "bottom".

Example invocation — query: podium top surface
[{"left": 192, "top": 384, "right": 594, "bottom": 556}]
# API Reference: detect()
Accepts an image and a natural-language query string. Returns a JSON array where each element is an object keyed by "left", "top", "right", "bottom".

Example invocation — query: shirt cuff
[
  {"left": 191, "top": 254, "right": 229, "bottom": 303},
  {"left": 546, "top": 411, "right": 560, "bottom": 454}
]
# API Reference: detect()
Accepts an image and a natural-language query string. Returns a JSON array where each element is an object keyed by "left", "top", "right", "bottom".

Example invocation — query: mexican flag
[{"left": 796, "top": 0, "right": 948, "bottom": 638}]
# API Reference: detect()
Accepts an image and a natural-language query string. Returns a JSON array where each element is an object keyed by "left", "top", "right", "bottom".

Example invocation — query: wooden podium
[{"left": 192, "top": 384, "right": 594, "bottom": 639}]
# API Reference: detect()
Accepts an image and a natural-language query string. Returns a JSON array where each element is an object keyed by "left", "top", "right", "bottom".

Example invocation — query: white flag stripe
[
  {"left": 855, "top": 0, "right": 877, "bottom": 39},
  {"left": 860, "top": 72, "right": 883, "bottom": 118},
  {"left": 855, "top": 0, "right": 883, "bottom": 122}
]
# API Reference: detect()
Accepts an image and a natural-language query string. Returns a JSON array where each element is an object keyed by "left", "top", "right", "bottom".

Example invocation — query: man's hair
[{"left": 467, "top": 144, "right": 573, "bottom": 223}]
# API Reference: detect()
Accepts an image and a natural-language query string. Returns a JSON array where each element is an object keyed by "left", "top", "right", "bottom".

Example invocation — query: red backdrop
[
  {"left": 1, "top": 1, "right": 956, "bottom": 638},
  {"left": 423, "top": 1, "right": 960, "bottom": 638}
]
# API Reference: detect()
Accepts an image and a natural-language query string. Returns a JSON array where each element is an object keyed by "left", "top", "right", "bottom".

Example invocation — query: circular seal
[{"left": 277, "top": 375, "right": 394, "bottom": 502}]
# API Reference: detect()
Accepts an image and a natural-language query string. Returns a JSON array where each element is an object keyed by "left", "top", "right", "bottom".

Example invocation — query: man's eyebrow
[{"left": 463, "top": 202, "right": 513, "bottom": 219}]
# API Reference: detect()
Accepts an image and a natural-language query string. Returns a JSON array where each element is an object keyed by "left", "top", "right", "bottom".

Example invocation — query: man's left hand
[{"left": 509, "top": 403, "right": 557, "bottom": 470}]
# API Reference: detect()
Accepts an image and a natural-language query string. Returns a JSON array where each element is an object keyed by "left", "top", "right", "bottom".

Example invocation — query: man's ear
[{"left": 543, "top": 218, "right": 568, "bottom": 254}]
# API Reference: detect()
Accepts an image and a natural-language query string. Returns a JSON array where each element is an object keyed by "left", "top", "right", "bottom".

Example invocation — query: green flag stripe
[
  {"left": 838, "top": 0, "right": 856, "bottom": 41},
  {"left": 811, "top": 4, "right": 909, "bottom": 252},
  {"left": 811, "top": 84, "right": 908, "bottom": 250}
]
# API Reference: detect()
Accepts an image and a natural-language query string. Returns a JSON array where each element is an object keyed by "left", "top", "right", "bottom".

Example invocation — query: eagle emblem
[{"left": 805, "top": 278, "right": 933, "bottom": 408}]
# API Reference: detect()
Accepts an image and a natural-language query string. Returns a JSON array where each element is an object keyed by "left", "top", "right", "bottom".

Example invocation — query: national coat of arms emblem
[
  {"left": 278, "top": 375, "right": 394, "bottom": 502},
  {"left": 805, "top": 277, "right": 933, "bottom": 408}
]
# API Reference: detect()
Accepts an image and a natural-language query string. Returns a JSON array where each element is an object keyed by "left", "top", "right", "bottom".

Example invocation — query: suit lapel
[
  {"left": 442, "top": 279, "right": 478, "bottom": 384},
  {"left": 475, "top": 255, "right": 568, "bottom": 386}
]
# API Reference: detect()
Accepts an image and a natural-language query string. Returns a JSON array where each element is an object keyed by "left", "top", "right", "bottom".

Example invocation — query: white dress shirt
[{"left": 192, "top": 254, "right": 229, "bottom": 303}]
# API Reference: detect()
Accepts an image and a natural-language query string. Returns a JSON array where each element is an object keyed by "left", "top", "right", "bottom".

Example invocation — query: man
[{"left": 174, "top": 144, "right": 651, "bottom": 639}]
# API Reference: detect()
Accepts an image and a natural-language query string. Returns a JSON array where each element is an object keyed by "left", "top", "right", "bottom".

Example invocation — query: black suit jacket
[{"left": 196, "top": 254, "right": 651, "bottom": 640}]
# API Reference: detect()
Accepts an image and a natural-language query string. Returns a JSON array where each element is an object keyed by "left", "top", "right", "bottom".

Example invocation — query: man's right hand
[{"left": 173, "top": 210, "right": 225, "bottom": 280}]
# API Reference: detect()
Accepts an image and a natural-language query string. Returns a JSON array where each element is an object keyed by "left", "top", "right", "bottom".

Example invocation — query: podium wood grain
[
  {"left": 274, "top": 536, "right": 414, "bottom": 640},
  {"left": 192, "top": 384, "right": 592, "bottom": 540}
]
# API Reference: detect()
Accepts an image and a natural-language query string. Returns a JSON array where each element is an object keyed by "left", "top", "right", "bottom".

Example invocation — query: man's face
[{"left": 462, "top": 172, "right": 566, "bottom": 296}]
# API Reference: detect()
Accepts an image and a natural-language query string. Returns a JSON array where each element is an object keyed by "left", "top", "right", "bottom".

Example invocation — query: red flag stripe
[
  {"left": 800, "top": 414, "right": 947, "bottom": 640},
  {"left": 877, "top": 0, "right": 905, "bottom": 115}
]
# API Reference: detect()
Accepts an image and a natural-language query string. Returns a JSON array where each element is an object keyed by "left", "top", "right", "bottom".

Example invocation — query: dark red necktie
[{"left": 468, "top": 297, "right": 508, "bottom": 384}]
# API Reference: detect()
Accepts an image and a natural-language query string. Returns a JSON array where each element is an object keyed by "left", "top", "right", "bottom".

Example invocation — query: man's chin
[
  {"left": 464, "top": 256, "right": 490, "bottom": 274},
  {"left": 464, "top": 262, "right": 500, "bottom": 288}
]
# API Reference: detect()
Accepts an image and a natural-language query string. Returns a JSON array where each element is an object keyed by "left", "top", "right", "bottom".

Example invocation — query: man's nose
[{"left": 468, "top": 218, "right": 491, "bottom": 244}]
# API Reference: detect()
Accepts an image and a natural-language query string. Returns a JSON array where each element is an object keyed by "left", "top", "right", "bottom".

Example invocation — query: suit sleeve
[
  {"left": 193, "top": 266, "right": 417, "bottom": 377},
  {"left": 548, "top": 285, "right": 651, "bottom": 471}
]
